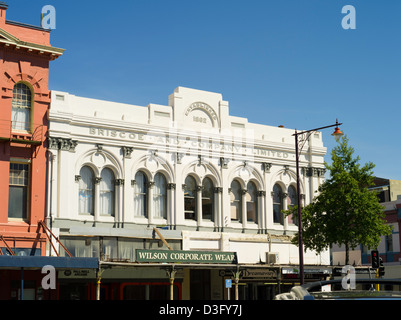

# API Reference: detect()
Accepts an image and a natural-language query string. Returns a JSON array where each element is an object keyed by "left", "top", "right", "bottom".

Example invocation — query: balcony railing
[{"left": 0, "top": 120, "right": 44, "bottom": 146}]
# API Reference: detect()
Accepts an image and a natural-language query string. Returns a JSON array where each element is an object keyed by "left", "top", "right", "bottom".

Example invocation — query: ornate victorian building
[{"left": 48, "top": 86, "right": 330, "bottom": 300}]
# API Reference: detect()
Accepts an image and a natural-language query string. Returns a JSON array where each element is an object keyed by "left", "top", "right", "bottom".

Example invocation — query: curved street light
[{"left": 293, "top": 119, "right": 343, "bottom": 285}]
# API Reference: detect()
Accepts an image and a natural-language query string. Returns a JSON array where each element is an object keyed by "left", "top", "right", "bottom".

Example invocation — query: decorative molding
[
  {"left": 263, "top": 162, "right": 272, "bottom": 173},
  {"left": 220, "top": 157, "right": 229, "bottom": 169},
  {"left": 167, "top": 183, "right": 176, "bottom": 190},
  {"left": 214, "top": 187, "right": 223, "bottom": 194},
  {"left": 303, "top": 167, "right": 326, "bottom": 177},
  {"left": 257, "top": 190, "right": 266, "bottom": 197},
  {"left": 115, "top": 179, "right": 125, "bottom": 186},
  {"left": 48, "top": 137, "right": 78, "bottom": 152},
  {"left": 94, "top": 177, "right": 102, "bottom": 184},
  {"left": 122, "top": 146, "right": 134, "bottom": 158},
  {"left": 176, "top": 153, "right": 184, "bottom": 164}
]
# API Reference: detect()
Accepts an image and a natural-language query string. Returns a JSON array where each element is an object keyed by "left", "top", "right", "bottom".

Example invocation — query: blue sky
[{"left": 7, "top": 0, "right": 401, "bottom": 180}]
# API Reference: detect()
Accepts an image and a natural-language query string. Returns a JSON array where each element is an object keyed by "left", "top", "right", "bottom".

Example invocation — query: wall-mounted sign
[
  {"left": 88, "top": 127, "right": 291, "bottom": 160},
  {"left": 241, "top": 268, "right": 278, "bottom": 280},
  {"left": 136, "top": 249, "right": 237, "bottom": 264}
]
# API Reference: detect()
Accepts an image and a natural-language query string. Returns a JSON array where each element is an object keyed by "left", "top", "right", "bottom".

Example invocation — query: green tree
[{"left": 287, "top": 136, "right": 392, "bottom": 265}]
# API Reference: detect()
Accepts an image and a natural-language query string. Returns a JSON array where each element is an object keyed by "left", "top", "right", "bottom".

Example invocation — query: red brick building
[
  {"left": 0, "top": 2, "right": 65, "bottom": 299},
  {"left": 0, "top": 2, "right": 64, "bottom": 300},
  {"left": 0, "top": 1, "right": 63, "bottom": 256}
]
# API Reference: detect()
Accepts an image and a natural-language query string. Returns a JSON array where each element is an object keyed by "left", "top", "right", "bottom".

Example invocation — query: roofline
[{"left": 6, "top": 20, "right": 51, "bottom": 33}]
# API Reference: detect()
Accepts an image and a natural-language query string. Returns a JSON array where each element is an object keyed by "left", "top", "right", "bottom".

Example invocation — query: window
[
  {"left": 134, "top": 171, "right": 147, "bottom": 217},
  {"left": 246, "top": 181, "right": 258, "bottom": 223},
  {"left": 8, "top": 163, "right": 29, "bottom": 219},
  {"left": 230, "top": 180, "right": 242, "bottom": 221},
  {"left": 154, "top": 173, "right": 167, "bottom": 219},
  {"left": 100, "top": 168, "right": 115, "bottom": 216},
  {"left": 184, "top": 176, "right": 197, "bottom": 220},
  {"left": 12, "top": 83, "right": 32, "bottom": 131},
  {"left": 386, "top": 234, "right": 394, "bottom": 252},
  {"left": 202, "top": 177, "right": 214, "bottom": 221},
  {"left": 287, "top": 185, "right": 298, "bottom": 225},
  {"left": 79, "top": 166, "right": 94, "bottom": 215},
  {"left": 273, "top": 184, "right": 284, "bottom": 225}
]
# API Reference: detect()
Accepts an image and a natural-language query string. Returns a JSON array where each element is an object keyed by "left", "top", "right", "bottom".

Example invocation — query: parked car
[{"left": 274, "top": 279, "right": 401, "bottom": 300}]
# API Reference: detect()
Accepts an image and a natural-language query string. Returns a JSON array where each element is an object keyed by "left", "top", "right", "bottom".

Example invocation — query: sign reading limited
[{"left": 136, "top": 249, "right": 237, "bottom": 264}]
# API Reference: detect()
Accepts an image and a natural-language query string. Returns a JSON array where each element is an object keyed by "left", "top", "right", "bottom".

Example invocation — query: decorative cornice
[{"left": 0, "top": 27, "right": 65, "bottom": 60}]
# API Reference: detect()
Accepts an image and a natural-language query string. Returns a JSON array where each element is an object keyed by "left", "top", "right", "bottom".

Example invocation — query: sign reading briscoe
[{"left": 136, "top": 249, "right": 238, "bottom": 264}]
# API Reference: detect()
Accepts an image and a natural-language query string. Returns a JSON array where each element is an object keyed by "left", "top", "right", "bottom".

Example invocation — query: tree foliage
[{"left": 286, "top": 136, "right": 392, "bottom": 265}]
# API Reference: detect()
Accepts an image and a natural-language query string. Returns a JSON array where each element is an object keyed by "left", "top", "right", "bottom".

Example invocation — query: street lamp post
[{"left": 293, "top": 119, "right": 343, "bottom": 285}]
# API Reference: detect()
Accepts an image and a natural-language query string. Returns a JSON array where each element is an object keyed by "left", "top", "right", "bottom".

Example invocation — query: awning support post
[
  {"left": 96, "top": 267, "right": 102, "bottom": 301},
  {"left": 230, "top": 266, "right": 241, "bottom": 301},
  {"left": 20, "top": 267, "right": 24, "bottom": 301},
  {"left": 166, "top": 266, "right": 177, "bottom": 301}
]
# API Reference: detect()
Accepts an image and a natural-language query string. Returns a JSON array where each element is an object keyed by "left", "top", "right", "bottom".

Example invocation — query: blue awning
[{"left": 0, "top": 256, "right": 99, "bottom": 269}]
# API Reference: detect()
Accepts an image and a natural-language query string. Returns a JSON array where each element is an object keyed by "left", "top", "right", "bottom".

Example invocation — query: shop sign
[
  {"left": 242, "top": 268, "right": 278, "bottom": 280},
  {"left": 136, "top": 249, "right": 237, "bottom": 264},
  {"left": 332, "top": 267, "right": 376, "bottom": 276}
]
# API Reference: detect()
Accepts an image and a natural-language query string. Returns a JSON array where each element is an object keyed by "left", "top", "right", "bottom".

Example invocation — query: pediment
[
  {"left": 0, "top": 27, "right": 64, "bottom": 60},
  {"left": 0, "top": 28, "right": 21, "bottom": 44}
]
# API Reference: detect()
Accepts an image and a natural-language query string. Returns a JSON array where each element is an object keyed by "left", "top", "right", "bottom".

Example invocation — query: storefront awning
[{"left": 0, "top": 256, "right": 99, "bottom": 269}]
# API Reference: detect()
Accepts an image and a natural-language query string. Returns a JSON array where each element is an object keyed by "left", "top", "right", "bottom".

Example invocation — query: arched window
[
  {"left": 246, "top": 181, "right": 258, "bottom": 223},
  {"left": 79, "top": 166, "right": 94, "bottom": 215},
  {"left": 134, "top": 171, "right": 148, "bottom": 217},
  {"left": 288, "top": 185, "right": 298, "bottom": 225},
  {"left": 273, "top": 184, "right": 284, "bottom": 225},
  {"left": 154, "top": 172, "right": 167, "bottom": 219},
  {"left": 100, "top": 168, "right": 115, "bottom": 216},
  {"left": 184, "top": 176, "right": 197, "bottom": 220},
  {"left": 12, "top": 83, "right": 32, "bottom": 131},
  {"left": 230, "top": 180, "right": 242, "bottom": 221},
  {"left": 202, "top": 177, "right": 214, "bottom": 221}
]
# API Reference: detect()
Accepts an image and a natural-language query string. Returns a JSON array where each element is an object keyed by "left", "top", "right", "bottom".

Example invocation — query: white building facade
[{"left": 47, "top": 87, "right": 330, "bottom": 300}]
